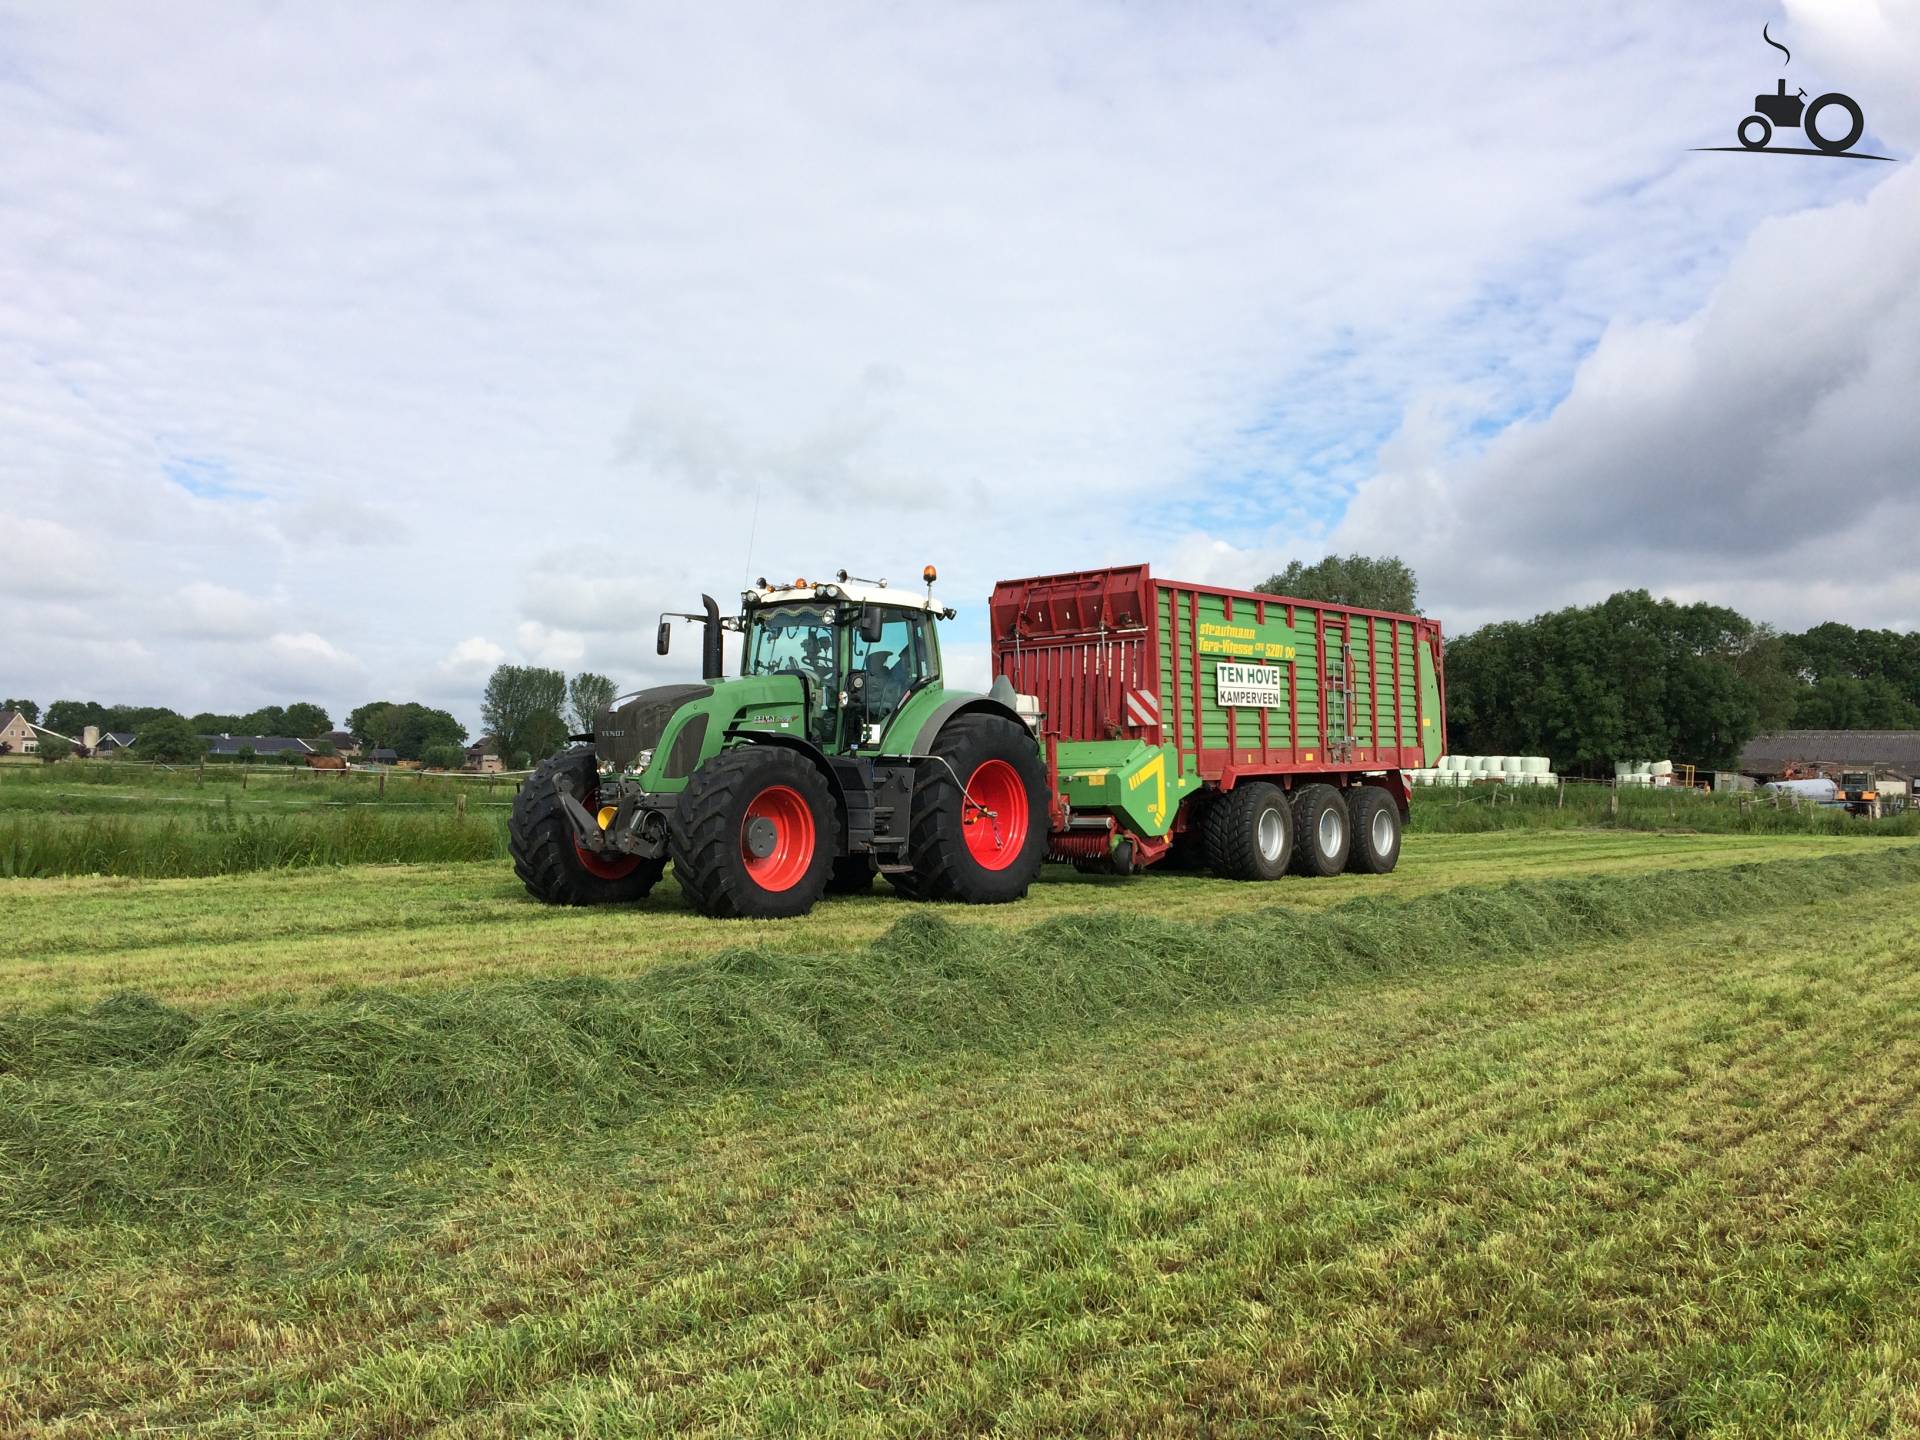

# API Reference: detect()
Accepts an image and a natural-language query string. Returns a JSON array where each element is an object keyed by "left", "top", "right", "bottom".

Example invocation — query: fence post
[
  {"left": 241, "top": 768, "right": 248, "bottom": 790},
  {"left": 456, "top": 792, "right": 468, "bottom": 819},
  {"left": 379, "top": 771, "right": 387, "bottom": 798},
  {"left": 1557, "top": 779, "right": 1564, "bottom": 809}
]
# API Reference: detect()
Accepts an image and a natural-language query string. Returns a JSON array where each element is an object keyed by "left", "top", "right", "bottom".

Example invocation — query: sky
[{"left": 2, "top": 0, "right": 1917, "bottom": 734}]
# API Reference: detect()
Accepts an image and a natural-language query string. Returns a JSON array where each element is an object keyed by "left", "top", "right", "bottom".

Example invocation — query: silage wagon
[
  {"left": 507, "top": 563, "right": 1446, "bottom": 919},
  {"left": 991, "top": 565, "right": 1446, "bottom": 880}
]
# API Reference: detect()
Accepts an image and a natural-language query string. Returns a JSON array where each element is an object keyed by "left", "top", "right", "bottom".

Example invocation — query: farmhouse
[
  {"left": 1740, "top": 729, "right": 1920, "bottom": 780},
  {"left": 317, "top": 730, "right": 362, "bottom": 758},
  {"left": 465, "top": 736, "right": 504, "bottom": 773},
  {"left": 0, "top": 709, "right": 38, "bottom": 754},
  {"left": 93, "top": 730, "right": 137, "bottom": 756}
]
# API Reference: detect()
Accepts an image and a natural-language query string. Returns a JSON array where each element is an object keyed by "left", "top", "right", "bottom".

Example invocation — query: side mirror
[
  {"left": 859, "top": 604, "right": 885, "bottom": 645},
  {"left": 656, "top": 619, "right": 672, "bottom": 656}
]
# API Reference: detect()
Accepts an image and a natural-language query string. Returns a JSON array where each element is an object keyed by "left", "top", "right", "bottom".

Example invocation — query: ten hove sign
[{"left": 1216, "top": 662, "right": 1285, "bottom": 709}]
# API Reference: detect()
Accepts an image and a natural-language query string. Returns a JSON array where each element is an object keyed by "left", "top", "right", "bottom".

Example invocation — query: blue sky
[{"left": 2, "top": 1, "right": 1917, "bottom": 732}]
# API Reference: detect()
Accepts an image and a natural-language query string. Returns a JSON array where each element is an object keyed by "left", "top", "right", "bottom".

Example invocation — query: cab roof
[{"left": 744, "top": 577, "right": 951, "bottom": 616}]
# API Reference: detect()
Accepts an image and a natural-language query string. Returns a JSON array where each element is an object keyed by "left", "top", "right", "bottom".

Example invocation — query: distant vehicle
[{"left": 1837, "top": 770, "right": 1909, "bottom": 819}]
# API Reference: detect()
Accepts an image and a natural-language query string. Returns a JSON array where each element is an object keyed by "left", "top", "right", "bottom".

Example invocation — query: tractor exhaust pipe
[{"left": 700, "top": 594, "right": 724, "bottom": 680}]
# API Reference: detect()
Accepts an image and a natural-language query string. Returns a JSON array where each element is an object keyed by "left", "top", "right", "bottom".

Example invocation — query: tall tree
[
  {"left": 481, "top": 665, "right": 569, "bottom": 764},
  {"left": 282, "top": 702, "right": 331, "bottom": 736},
  {"left": 2, "top": 699, "right": 38, "bottom": 724},
  {"left": 1258, "top": 554, "right": 1420, "bottom": 614},
  {"left": 132, "top": 714, "right": 205, "bottom": 764},
  {"left": 1444, "top": 590, "right": 1777, "bottom": 771},
  {"left": 567, "top": 671, "right": 620, "bottom": 733},
  {"left": 45, "top": 700, "right": 108, "bottom": 735},
  {"left": 346, "top": 701, "right": 466, "bottom": 759}
]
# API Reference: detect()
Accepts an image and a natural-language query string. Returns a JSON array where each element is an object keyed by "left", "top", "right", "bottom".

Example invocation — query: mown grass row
[
  {"left": 1409, "top": 779, "right": 1920, "bottom": 835},
  {"left": 0, "top": 808, "right": 508, "bottom": 878},
  {"left": 4, "top": 844, "right": 1916, "bottom": 1223}
]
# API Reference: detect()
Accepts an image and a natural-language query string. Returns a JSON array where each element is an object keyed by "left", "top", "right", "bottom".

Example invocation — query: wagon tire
[
  {"left": 1290, "top": 783, "right": 1352, "bottom": 877},
  {"left": 669, "top": 746, "right": 835, "bottom": 919},
  {"left": 510, "top": 745, "right": 665, "bottom": 906},
  {"left": 1203, "top": 781, "right": 1293, "bottom": 881},
  {"left": 893, "top": 714, "right": 1046, "bottom": 903},
  {"left": 1345, "top": 785, "right": 1403, "bottom": 875}
]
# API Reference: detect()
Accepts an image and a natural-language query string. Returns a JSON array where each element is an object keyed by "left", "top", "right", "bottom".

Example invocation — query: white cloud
[
  {"left": 169, "top": 581, "right": 273, "bottom": 641},
  {"left": 1334, "top": 160, "right": 1920, "bottom": 633},
  {"left": 436, "top": 635, "right": 507, "bottom": 684},
  {"left": 0, "top": 1, "right": 1914, "bottom": 731},
  {"left": 514, "top": 621, "right": 586, "bottom": 669},
  {"left": 250, "top": 631, "right": 364, "bottom": 693}
]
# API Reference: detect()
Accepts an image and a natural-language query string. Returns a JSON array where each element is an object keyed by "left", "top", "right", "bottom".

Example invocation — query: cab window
[{"left": 851, "top": 610, "right": 934, "bottom": 717}]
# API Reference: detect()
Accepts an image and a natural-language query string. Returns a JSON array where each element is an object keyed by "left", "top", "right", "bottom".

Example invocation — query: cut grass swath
[{"left": 4, "top": 844, "right": 1916, "bottom": 1223}]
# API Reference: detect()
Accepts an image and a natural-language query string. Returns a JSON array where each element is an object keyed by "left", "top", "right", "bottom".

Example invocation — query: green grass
[
  {"left": 0, "top": 806, "right": 508, "bottom": 878},
  {"left": 0, "top": 831, "right": 1888, "bottom": 1008},
  {"left": 4, "top": 839, "right": 1920, "bottom": 1434},
  {"left": 1411, "top": 777, "right": 1920, "bottom": 835},
  {"left": 4, "top": 761, "right": 1910, "bottom": 882},
  {"left": 3, "top": 844, "right": 1917, "bottom": 1229}
]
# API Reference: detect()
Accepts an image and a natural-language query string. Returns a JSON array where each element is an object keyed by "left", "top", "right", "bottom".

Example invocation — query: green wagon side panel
[{"left": 1418, "top": 637, "right": 1444, "bottom": 765}]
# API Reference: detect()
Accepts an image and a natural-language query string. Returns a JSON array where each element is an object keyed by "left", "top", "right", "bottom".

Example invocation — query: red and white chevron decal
[{"left": 1124, "top": 688, "right": 1161, "bottom": 730}]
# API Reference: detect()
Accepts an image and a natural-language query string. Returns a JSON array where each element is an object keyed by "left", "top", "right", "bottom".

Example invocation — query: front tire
[
  {"left": 1203, "top": 781, "right": 1293, "bottom": 881},
  {"left": 510, "top": 746, "right": 665, "bottom": 906},
  {"left": 1290, "top": 783, "right": 1351, "bottom": 877},
  {"left": 1738, "top": 113, "right": 1771, "bottom": 149},
  {"left": 670, "top": 747, "right": 835, "bottom": 919},
  {"left": 1345, "top": 785, "right": 1403, "bottom": 875},
  {"left": 893, "top": 714, "right": 1047, "bottom": 903}
]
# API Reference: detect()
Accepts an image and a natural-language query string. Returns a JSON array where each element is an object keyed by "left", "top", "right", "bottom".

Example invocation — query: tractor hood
[{"left": 593, "top": 684, "right": 713, "bottom": 770}]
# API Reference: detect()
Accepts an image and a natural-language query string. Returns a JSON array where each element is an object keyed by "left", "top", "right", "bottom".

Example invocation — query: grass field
[
  {"left": 5, "top": 760, "right": 1914, "bottom": 880},
  {"left": 5, "top": 813, "right": 1920, "bottom": 1434}
]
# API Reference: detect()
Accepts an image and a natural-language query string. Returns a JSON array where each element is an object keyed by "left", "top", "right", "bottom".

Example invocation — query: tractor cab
[{"left": 739, "top": 571, "right": 949, "bottom": 749}]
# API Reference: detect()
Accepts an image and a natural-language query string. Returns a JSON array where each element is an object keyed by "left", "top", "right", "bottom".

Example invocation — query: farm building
[
  {"left": 367, "top": 747, "right": 400, "bottom": 765},
  {"left": 1740, "top": 730, "right": 1920, "bottom": 780},
  {"left": 464, "top": 736, "right": 503, "bottom": 773},
  {"left": 0, "top": 709, "right": 38, "bottom": 754},
  {"left": 92, "top": 730, "right": 137, "bottom": 756},
  {"left": 203, "top": 735, "right": 315, "bottom": 758},
  {"left": 316, "top": 730, "right": 362, "bottom": 758}
]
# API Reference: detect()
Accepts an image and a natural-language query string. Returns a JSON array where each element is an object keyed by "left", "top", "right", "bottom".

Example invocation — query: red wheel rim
[
  {"left": 961, "top": 758, "right": 1029, "bottom": 870},
  {"left": 741, "top": 784, "right": 816, "bottom": 892},
  {"left": 573, "top": 780, "right": 645, "bottom": 880}
]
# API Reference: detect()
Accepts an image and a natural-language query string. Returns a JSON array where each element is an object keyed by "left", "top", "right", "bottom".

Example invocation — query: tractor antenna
[{"left": 742, "top": 473, "right": 764, "bottom": 589}]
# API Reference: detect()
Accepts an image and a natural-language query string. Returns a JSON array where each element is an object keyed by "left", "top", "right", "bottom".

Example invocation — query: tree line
[
  {"left": 1257, "top": 556, "right": 1920, "bottom": 772},
  {"left": 7, "top": 664, "right": 624, "bottom": 771}
]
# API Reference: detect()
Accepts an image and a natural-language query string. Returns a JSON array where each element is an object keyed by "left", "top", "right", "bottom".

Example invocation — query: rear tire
[
  {"left": 510, "top": 746, "right": 665, "bottom": 906},
  {"left": 1203, "top": 781, "right": 1293, "bottom": 881},
  {"left": 1345, "top": 785, "right": 1402, "bottom": 874},
  {"left": 894, "top": 714, "right": 1047, "bottom": 903},
  {"left": 1290, "top": 783, "right": 1351, "bottom": 877},
  {"left": 670, "top": 747, "right": 835, "bottom": 919}
]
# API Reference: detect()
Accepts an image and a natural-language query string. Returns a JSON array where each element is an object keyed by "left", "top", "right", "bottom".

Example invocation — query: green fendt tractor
[{"left": 509, "top": 567, "right": 1048, "bottom": 919}]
